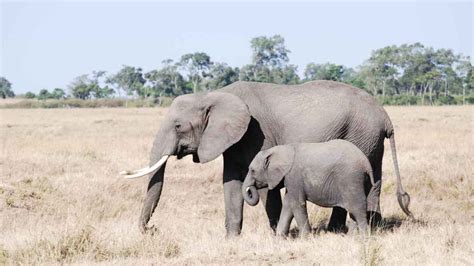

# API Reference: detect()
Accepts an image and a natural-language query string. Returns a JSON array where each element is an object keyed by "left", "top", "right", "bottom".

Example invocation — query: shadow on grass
[
  {"left": 288, "top": 219, "right": 331, "bottom": 238},
  {"left": 286, "top": 215, "right": 427, "bottom": 238},
  {"left": 376, "top": 215, "right": 428, "bottom": 233}
]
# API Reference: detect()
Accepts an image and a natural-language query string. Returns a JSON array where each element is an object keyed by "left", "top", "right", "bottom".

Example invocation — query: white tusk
[
  {"left": 119, "top": 166, "right": 149, "bottom": 175},
  {"left": 246, "top": 187, "right": 251, "bottom": 193},
  {"left": 120, "top": 155, "right": 169, "bottom": 179}
]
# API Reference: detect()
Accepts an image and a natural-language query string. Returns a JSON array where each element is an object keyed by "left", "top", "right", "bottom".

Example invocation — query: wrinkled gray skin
[
  {"left": 242, "top": 141, "right": 382, "bottom": 237},
  {"left": 138, "top": 80, "right": 412, "bottom": 235}
]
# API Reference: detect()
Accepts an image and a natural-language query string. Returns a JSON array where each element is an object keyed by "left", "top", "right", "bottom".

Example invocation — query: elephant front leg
[
  {"left": 258, "top": 188, "right": 283, "bottom": 231},
  {"left": 223, "top": 179, "right": 244, "bottom": 236},
  {"left": 223, "top": 155, "right": 244, "bottom": 237},
  {"left": 275, "top": 194, "right": 293, "bottom": 237},
  {"left": 292, "top": 200, "right": 311, "bottom": 237}
]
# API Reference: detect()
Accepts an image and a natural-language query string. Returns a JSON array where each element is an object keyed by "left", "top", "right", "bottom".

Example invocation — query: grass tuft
[
  {"left": 11, "top": 226, "right": 111, "bottom": 264},
  {"left": 361, "top": 238, "right": 383, "bottom": 266},
  {"left": 163, "top": 241, "right": 181, "bottom": 258}
]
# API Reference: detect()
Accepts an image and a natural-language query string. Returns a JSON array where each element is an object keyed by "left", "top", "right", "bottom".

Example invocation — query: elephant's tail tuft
[{"left": 389, "top": 133, "right": 414, "bottom": 218}]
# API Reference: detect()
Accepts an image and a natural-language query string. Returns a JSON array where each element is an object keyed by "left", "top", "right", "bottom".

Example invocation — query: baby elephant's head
[{"left": 242, "top": 145, "right": 295, "bottom": 206}]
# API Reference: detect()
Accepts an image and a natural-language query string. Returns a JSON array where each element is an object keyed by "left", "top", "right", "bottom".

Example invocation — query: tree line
[{"left": 1, "top": 35, "right": 472, "bottom": 105}]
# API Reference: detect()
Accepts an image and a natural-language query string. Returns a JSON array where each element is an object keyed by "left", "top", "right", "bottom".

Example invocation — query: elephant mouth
[
  {"left": 192, "top": 153, "right": 200, "bottom": 163},
  {"left": 176, "top": 145, "right": 198, "bottom": 161},
  {"left": 255, "top": 181, "right": 268, "bottom": 190}
]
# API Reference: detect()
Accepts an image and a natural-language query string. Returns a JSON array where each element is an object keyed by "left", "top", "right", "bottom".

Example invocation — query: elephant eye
[{"left": 175, "top": 124, "right": 181, "bottom": 130}]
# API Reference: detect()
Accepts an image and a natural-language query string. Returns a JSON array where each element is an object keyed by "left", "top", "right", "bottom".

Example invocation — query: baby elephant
[{"left": 242, "top": 140, "right": 381, "bottom": 237}]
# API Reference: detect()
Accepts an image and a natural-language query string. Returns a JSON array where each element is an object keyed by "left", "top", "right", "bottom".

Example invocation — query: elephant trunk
[
  {"left": 138, "top": 120, "right": 177, "bottom": 233},
  {"left": 242, "top": 175, "right": 259, "bottom": 206},
  {"left": 139, "top": 162, "right": 166, "bottom": 233}
]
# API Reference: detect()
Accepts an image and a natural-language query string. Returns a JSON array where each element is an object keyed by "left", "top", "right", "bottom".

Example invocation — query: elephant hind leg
[
  {"left": 368, "top": 148, "right": 383, "bottom": 228},
  {"left": 346, "top": 197, "right": 369, "bottom": 235}
]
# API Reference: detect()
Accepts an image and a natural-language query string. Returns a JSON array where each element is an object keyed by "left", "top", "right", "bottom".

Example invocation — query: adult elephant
[{"left": 121, "top": 80, "right": 412, "bottom": 235}]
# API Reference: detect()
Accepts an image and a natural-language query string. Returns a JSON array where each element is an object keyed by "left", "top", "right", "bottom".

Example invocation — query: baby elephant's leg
[
  {"left": 276, "top": 195, "right": 294, "bottom": 237},
  {"left": 292, "top": 200, "right": 311, "bottom": 237},
  {"left": 352, "top": 211, "right": 368, "bottom": 235},
  {"left": 347, "top": 200, "right": 369, "bottom": 235}
]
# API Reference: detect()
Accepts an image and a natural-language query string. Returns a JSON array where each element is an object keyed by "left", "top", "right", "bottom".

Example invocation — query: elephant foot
[
  {"left": 225, "top": 222, "right": 242, "bottom": 238},
  {"left": 225, "top": 230, "right": 241, "bottom": 238},
  {"left": 139, "top": 225, "right": 160, "bottom": 235},
  {"left": 269, "top": 218, "right": 279, "bottom": 232}
]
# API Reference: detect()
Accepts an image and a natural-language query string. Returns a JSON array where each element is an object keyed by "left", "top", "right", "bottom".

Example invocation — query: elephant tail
[
  {"left": 367, "top": 180, "right": 381, "bottom": 213},
  {"left": 366, "top": 163, "right": 375, "bottom": 187},
  {"left": 387, "top": 131, "right": 414, "bottom": 218}
]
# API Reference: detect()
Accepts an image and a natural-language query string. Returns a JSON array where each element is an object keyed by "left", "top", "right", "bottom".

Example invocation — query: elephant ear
[
  {"left": 197, "top": 92, "right": 251, "bottom": 163},
  {"left": 265, "top": 146, "right": 295, "bottom": 190}
]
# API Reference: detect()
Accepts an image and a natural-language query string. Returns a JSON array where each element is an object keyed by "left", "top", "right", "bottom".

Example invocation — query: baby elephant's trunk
[
  {"left": 242, "top": 176, "right": 259, "bottom": 206},
  {"left": 243, "top": 186, "right": 259, "bottom": 206}
]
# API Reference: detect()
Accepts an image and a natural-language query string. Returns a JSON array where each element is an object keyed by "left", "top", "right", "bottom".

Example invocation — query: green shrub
[
  {"left": 2, "top": 94, "right": 471, "bottom": 109},
  {"left": 24, "top": 92, "right": 36, "bottom": 99},
  {"left": 463, "top": 94, "right": 474, "bottom": 104},
  {"left": 157, "top": 96, "right": 173, "bottom": 107},
  {"left": 0, "top": 98, "right": 173, "bottom": 108},
  {"left": 376, "top": 94, "right": 474, "bottom": 106},
  {"left": 377, "top": 95, "right": 419, "bottom": 106},
  {"left": 435, "top": 95, "right": 455, "bottom": 105}
]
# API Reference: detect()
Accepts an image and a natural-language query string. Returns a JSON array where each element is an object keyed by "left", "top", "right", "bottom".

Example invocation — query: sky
[{"left": 1, "top": 1, "right": 472, "bottom": 94}]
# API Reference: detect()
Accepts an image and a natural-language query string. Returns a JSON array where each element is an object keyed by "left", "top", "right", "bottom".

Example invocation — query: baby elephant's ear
[{"left": 265, "top": 145, "right": 295, "bottom": 190}]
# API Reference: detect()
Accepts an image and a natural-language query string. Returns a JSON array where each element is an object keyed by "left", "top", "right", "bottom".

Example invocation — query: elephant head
[
  {"left": 242, "top": 145, "right": 295, "bottom": 206},
  {"left": 120, "top": 91, "right": 251, "bottom": 233}
]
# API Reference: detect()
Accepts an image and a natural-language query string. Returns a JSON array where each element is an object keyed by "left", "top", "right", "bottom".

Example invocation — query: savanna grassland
[{"left": 0, "top": 106, "right": 473, "bottom": 265}]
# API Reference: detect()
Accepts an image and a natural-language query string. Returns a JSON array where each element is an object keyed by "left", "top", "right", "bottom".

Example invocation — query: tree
[
  {"left": 69, "top": 71, "right": 114, "bottom": 100},
  {"left": 366, "top": 46, "right": 401, "bottom": 97},
  {"left": 24, "top": 91, "right": 36, "bottom": 99},
  {"left": 456, "top": 58, "right": 473, "bottom": 104},
  {"left": 239, "top": 64, "right": 272, "bottom": 83},
  {"left": 204, "top": 63, "right": 239, "bottom": 90},
  {"left": 251, "top": 35, "right": 289, "bottom": 68},
  {"left": 107, "top": 66, "right": 146, "bottom": 98},
  {"left": 92, "top": 85, "right": 114, "bottom": 99},
  {"left": 179, "top": 52, "right": 212, "bottom": 93},
  {"left": 37, "top": 89, "right": 53, "bottom": 100},
  {"left": 240, "top": 35, "right": 297, "bottom": 84},
  {"left": 0, "top": 77, "right": 15, "bottom": 99},
  {"left": 434, "top": 48, "right": 457, "bottom": 96},
  {"left": 271, "top": 64, "right": 300, "bottom": 85},
  {"left": 51, "top": 88, "right": 66, "bottom": 99},
  {"left": 69, "top": 74, "right": 93, "bottom": 99},
  {"left": 145, "top": 59, "right": 187, "bottom": 104},
  {"left": 90, "top": 71, "right": 114, "bottom": 99},
  {"left": 304, "top": 63, "right": 346, "bottom": 82},
  {"left": 344, "top": 42, "right": 470, "bottom": 104}
]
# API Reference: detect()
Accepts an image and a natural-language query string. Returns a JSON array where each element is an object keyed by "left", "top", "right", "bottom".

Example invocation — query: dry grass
[
  {"left": 0, "top": 98, "right": 24, "bottom": 105},
  {"left": 0, "top": 106, "right": 473, "bottom": 265}
]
